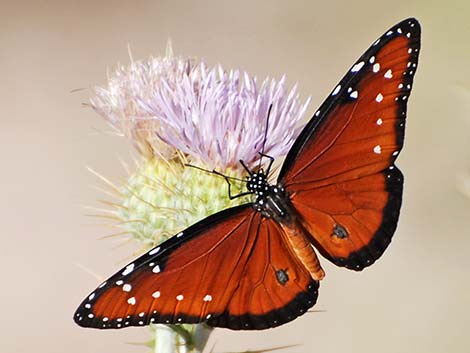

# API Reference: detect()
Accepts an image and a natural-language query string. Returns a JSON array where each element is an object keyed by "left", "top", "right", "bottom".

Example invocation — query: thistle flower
[
  {"left": 89, "top": 44, "right": 310, "bottom": 353},
  {"left": 91, "top": 44, "right": 310, "bottom": 170}
]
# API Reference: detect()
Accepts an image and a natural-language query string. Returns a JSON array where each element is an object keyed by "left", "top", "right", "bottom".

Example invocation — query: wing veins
[
  {"left": 160, "top": 215, "right": 249, "bottom": 275},
  {"left": 287, "top": 161, "right": 391, "bottom": 189},
  {"left": 332, "top": 132, "right": 396, "bottom": 147},
  {"left": 289, "top": 101, "right": 360, "bottom": 180},
  {"left": 222, "top": 211, "right": 261, "bottom": 317},
  {"left": 251, "top": 223, "right": 279, "bottom": 319}
]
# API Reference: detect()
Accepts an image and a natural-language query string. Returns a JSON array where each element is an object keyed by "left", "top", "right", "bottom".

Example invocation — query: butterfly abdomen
[{"left": 278, "top": 218, "right": 325, "bottom": 282}]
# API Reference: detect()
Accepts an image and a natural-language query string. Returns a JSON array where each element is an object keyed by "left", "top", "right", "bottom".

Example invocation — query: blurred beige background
[{"left": 1, "top": 0, "right": 469, "bottom": 352}]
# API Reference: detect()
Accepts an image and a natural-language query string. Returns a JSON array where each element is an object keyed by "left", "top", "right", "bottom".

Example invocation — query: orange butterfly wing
[
  {"left": 212, "top": 217, "right": 318, "bottom": 329},
  {"left": 279, "top": 18, "right": 420, "bottom": 270},
  {"left": 74, "top": 205, "right": 318, "bottom": 330}
]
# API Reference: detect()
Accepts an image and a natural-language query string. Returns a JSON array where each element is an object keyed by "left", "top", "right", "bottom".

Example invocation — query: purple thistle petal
[{"left": 90, "top": 48, "right": 311, "bottom": 170}]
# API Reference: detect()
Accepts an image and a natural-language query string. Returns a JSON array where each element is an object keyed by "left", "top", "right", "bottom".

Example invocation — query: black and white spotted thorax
[{"left": 246, "top": 172, "right": 291, "bottom": 222}]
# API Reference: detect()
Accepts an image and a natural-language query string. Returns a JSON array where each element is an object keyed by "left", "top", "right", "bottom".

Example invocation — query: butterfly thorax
[{"left": 247, "top": 172, "right": 291, "bottom": 223}]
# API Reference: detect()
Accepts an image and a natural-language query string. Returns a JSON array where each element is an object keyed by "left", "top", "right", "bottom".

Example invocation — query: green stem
[
  {"left": 154, "top": 325, "right": 176, "bottom": 353},
  {"left": 153, "top": 324, "right": 213, "bottom": 353}
]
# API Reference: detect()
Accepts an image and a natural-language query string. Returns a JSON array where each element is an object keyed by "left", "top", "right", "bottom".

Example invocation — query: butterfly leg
[
  {"left": 212, "top": 169, "right": 252, "bottom": 200},
  {"left": 239, "top": 159, "right": 253, "bottom": 176},
  {"left": 258, "top": 152, "right": 275, "bottom": 175}
]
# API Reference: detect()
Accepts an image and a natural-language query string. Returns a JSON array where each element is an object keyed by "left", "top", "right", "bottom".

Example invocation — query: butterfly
[{"left": 74, "top": 18, "right": 420, "bottom": 330}]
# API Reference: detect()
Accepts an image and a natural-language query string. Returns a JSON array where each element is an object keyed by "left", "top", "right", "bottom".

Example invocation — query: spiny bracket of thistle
[
  {"left": 119, "top": 155, "right": 250, "bottom": 247},
  {"left": 89, "top": 41, "right": 311, "bottom": 353}
]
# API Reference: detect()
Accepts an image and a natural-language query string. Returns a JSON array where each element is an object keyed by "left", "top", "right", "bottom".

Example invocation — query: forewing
[
  {"left": 74, "top": 204, "right": 318, "bottom": 330},
  {"left": 74, "top": 204, "right": 256, "bottom": 329},
  {"left": 278, "top": 18, "right": 420, "bottom": 270}
]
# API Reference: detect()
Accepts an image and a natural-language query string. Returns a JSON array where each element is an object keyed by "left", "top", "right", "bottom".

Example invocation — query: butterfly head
[{"left": 246, "top": 172, "right": 269, "bottom": 195}]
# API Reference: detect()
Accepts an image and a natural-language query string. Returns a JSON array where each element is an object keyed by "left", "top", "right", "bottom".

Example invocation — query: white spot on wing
[
  {"left": 384, "top": 69, "right": 393, "bottom": 79},
  {"left": 203, "top": 294, "right": 213, "bottom": 302},
  {"left": 351, "top": 61, "right": 365, "bottom": 72},
  {"left": 376, "top": 93, "right": 384, "bottom": 102},
  {"left": 373, "top": 145, "right": 382, "bottom": 154},
  {"left": 376, "top": 118, "right": 383, "bottom": 125},
  {"left": 369, "top": 56, "right": 375, "bottom": 64},
  {"left": 123, "top": 284, "right": 132, "bottom": 292},
  {"left": 88, "top": 293, "right": 95, "bottom": 301},
  {"left": 149, "top": 247, "right": 160, "bottom": 256},
  {"left": 152, "top": 265, "right": 161, "bottom": 273},
  {"left": 127, "top": 297, "right": 136, "bottom": 305},
  {"left": 152, "top": 291, "right": 161, "bottom": 298},
  {"left": 122, "top": 263, "right": 135, "bottom": 276},
  {"left": 176, "top": 232, "right": 183, "bottom": 238},
  {"left": 373, "top": 63, "right": 380, "bottom": 73},
  {"left": 176, "top": 294, "right": 184, "bottom": 301},
  {"left": 332, "top": 85, "right": 341, "bottom": 96},
  {"left": 349, "top": 91, "right": 358, "bottom": 99}
]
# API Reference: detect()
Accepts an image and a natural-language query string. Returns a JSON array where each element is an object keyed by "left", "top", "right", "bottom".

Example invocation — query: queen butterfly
[{"left": 74, "top": 18, "right": 420, "bottom": 330}]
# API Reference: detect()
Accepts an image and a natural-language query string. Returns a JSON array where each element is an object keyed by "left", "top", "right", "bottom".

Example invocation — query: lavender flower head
[{"left": 91, "top": 44, "right": 310, "bottom": 170}]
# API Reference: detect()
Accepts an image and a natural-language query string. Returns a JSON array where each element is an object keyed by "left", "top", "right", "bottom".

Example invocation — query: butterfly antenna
[
  {"left": 258, "top": 104, "right": 273, "bottom": 172},
  {"left": 184, "top": 163, "right": 245, "bottom": 182}
]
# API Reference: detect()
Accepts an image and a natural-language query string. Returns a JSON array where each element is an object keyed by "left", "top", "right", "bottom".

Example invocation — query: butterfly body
[
  {"left": 75, "top": 18, "right": 420, "bottom": 330},
  {"left": 246, "top": 168, "right": 327, "bottom": 280}
]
